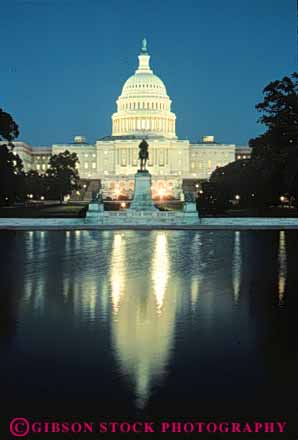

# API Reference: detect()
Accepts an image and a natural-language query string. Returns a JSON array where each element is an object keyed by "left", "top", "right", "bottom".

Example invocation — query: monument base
[
  {"left": 183, "top": 201, "right": 197, "bottom": 213},
  {"left": 129, "top": 170, "right": 157, "bottom": 211},
  {"left": 85, "top": 201, "right": 104, "bottom": 223}
]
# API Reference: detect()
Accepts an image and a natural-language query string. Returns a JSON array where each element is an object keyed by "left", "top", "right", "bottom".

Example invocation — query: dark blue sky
[{"left": 1, "top": 0, "right": 296, "bottom": 146}]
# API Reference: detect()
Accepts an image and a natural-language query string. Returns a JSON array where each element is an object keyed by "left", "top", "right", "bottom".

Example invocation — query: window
[
  {"left": 92, "top": 154, "right": 96, "bottom": 158},
  {"left": 121, "top": 150, "right": 127, "bottom": 166},
  {"left": 42, "top": 164, "right": 46, "bottom": 170},
  {"left": 84, "top": 154, "right": 89, "bottom": 158},
  {"left": 92, "top": 162, "right": 96, "bottom": 169},
  {"left": 36, "top": 164, "right": 40, "bottom": 170},
  {"left": 132, "top": 149, "right": 138, "bottom": 166},
  {"left": 84, "top": 163, "right": 89, "bottom": 169},
  {"left": 159, "top": 151, "right": 165, "bottom": 166}
]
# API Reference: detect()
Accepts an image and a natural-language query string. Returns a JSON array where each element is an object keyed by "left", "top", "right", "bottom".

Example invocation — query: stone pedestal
[
  {"left": 183, "top": 202, "right": 197, "bottom": 213},
  {"left": 85, "top": 201, "right": 104, "bottom": 223},
  {"left": 129, "top": 170, "right": 157, "bottom": 211},
  {"left": 183, "top": 201, "right": 199, "bottom": 222}
]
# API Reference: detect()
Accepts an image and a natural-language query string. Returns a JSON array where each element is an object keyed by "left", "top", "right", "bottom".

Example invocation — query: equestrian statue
[{"left": 138, "top": 139, "right": 149, "bottom": 171}]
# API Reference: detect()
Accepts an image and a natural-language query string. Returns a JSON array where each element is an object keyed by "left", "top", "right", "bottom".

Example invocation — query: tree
[
  {"left": 24, "top": 170, "right": 47, "bottom": 199},
  {"left": 205, "top": 72, "right": 298, "bottom": 212},
  {"left": 0, "top": 108, "right": 19, "bottom": 143},
  {"left": 249, "top": 72, "right": 298, "bottom": 204},
  {"left": 208, "top": 159, "right": 271, "bottom": 210},
  {"left": 0, "top": 109, "right": 23, "bottom": 205},
  {"left": 46, "top": 151, "right": 80, "bottom": 202}
]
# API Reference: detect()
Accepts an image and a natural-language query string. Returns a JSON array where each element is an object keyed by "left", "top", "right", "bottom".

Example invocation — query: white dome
[
  {"left": 111, "top": 39, "right": 176, "bottom": 139},
  {"left": 121, "top": 73, "right": 168, "bottom": 98}
]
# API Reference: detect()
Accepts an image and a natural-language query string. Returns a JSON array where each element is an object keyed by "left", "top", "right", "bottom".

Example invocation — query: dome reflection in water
[{"left": 0, "top": 230, "right": 298, "bottom": 418}]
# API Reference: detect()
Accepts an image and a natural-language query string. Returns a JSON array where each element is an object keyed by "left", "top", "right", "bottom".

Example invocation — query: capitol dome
[{"left": 112, "top": 39, "right": 176, "bottom": 139}]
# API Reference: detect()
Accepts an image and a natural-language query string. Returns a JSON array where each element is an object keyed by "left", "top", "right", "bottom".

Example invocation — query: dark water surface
[{"left": 0, "top": 230, "right": 298, "bottom": 420}]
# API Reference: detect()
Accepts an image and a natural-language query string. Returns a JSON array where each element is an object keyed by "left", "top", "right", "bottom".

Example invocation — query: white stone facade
[{"left": 2, "top": 40, "right": 251, "bottom": 199}]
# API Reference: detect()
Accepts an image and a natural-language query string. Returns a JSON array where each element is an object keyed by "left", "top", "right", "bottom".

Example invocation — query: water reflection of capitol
[
  {"left": 110, "top": 232, "right": 175, "bottom": 408},
  {"left": 18, "top": 230, "right": 289, "bottom": 409}
]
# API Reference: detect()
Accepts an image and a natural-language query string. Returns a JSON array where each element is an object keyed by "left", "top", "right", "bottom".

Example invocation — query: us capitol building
[{"left": 8, "top": 39, "right": 250, "bottom": 199}]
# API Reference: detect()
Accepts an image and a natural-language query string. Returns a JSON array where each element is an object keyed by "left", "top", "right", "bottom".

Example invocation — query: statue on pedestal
[
  {"left": 91, "top": 189, "right": 103, "bottom": 204},
  {"left": 138, "top": 139, "right": 149, "bottom": 171},
  {"left": 184, "top": 191, "right": 196, "bottom": 203}
]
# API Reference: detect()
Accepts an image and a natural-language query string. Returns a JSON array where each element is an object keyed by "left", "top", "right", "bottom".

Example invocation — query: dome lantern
[{"left": 136, "top": 38, "right": 152, "bottom": 74}]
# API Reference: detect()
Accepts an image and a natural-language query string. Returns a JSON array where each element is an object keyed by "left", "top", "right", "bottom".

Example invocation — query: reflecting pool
[{"left": 0, "top": 230, "right": 298, "bottom": 418}]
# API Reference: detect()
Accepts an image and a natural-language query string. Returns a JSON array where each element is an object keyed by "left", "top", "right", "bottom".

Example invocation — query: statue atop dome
[
  {"left": 141, "top": 38, "right": 148, "bottom": 54},
  {"left": 138, "top": 139, "right": 149, "bottom": 171}
]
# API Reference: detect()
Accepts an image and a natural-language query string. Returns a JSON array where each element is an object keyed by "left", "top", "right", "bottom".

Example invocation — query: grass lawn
[{"left": 0, "top": 203, "right": 88, "bottom": 218}]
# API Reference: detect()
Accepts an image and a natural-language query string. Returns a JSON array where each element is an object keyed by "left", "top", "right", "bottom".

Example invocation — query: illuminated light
[
  {"left": 158, "top": 188, "right": 165, "bottom": 199},
  {"left": 280, "top": 196, "right": 285, "bottom": 203},
  {"left": 76, "top": 191, "right": 80, "bottom": 195},
  {"left": 235, "top": 194, "right": 240, "bottom": 200},
  {"left": 111, "top": 234, "right": 126, "bottom": 314},
  {"left": 195, "top": 184, "right": 199, "bottom": 188},
  {"left": 114, "top": 187, "right": 121, "bottom": 199},
  {"left": 191, "top": 277, "right": 200, "bottom": 309},
  {"left": 120, "top": 202, "right": 126, "bottom": 208},
  {"left": 232, "top": 231, "right": 241, "bottom": 303},
  {"left": 278, "top": 230, "right": 287, "bottom": 306},
  {"left": 83, "top": 184, "right": 87, "bottom": 189},
  {"left": 152, "top": 233, "right": 169, "bottom": 313},
  {"left": 40, "top": 196, "right": 45, "bottom": 201},
  {"left": 199, "top": 190, "right": 203, "bottom": 194}
]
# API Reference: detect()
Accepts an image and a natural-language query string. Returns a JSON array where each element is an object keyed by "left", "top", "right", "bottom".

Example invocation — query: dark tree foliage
[
  {"left": 0, "top": 109, "right": 23, "bottom": 205},
  {"left": 206, "top": 73, "right": 298, "bottom": 212},
  {"left": 249, "top": 73, "right": 298, "bottom": 202},
  {"left": 24, "top": 170, "right": 48, "bottom": 199},
  {"left": 46, "top": 151, "right": 80, "bottom": 202},
  {"left": 0, "top": 108, "right": 19, "bottom": 143}
]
